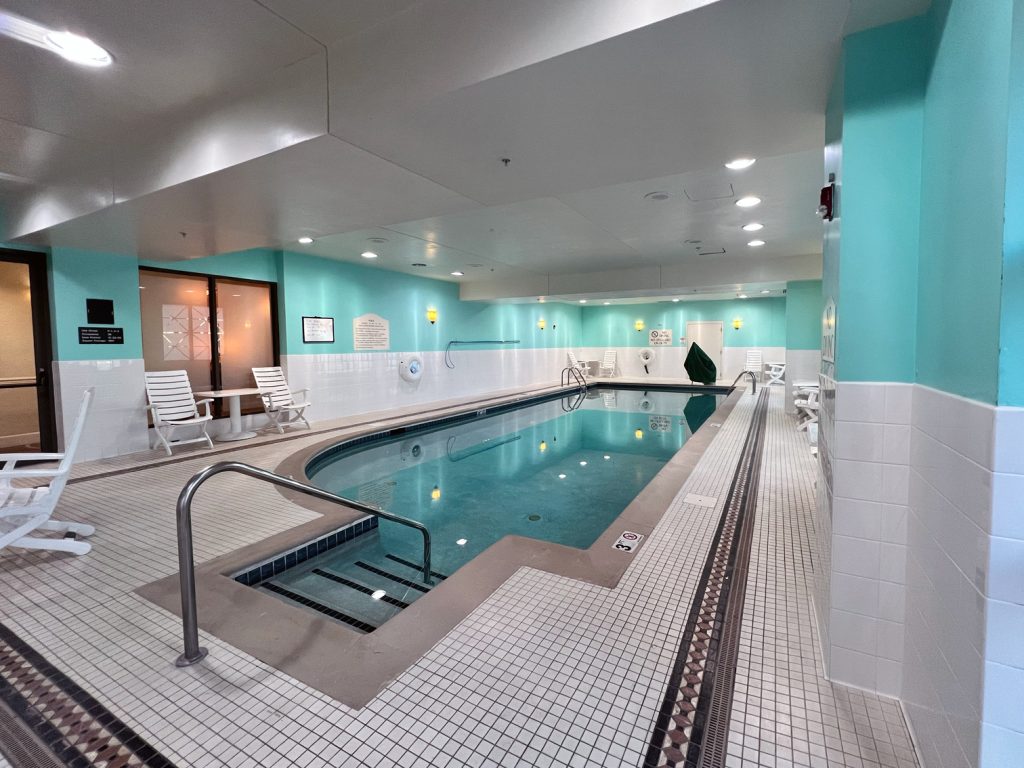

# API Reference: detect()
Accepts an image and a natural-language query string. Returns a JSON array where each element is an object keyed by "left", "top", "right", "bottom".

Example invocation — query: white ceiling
[{"left": 1, "top": 0, "right": 931, "bottom": 301}]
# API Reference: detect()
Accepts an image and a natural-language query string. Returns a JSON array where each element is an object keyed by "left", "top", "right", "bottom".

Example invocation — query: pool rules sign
[{"left": 353, "top": 313, "right": 390, "bottom": 350}]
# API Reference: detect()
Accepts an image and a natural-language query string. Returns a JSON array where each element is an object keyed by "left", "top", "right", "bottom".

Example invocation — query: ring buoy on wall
[
  {"left": 638, "top": 348, "right": 655, "bottom": 374},
  {"left": 399, "top": 355, "right": 424, "bottom": 383}
]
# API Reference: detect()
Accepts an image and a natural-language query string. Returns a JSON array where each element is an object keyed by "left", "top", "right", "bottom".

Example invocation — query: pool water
[{"left": 246, "top": 386, "right": 723, "bottom": 631}]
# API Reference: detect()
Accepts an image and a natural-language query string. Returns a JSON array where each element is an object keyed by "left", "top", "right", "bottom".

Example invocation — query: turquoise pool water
[{"left": 306, "top": 386, "right": 723, "bottom": 575}]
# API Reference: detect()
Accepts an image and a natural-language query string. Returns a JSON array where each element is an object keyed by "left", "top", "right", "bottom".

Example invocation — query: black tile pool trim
[
  {"left": 233, "top": 516, "right": 378, "bottom": 587},
  {"left": 304, "top": 383, "right": 733, "bottom": 477},
  {"left": 260, "top": 582, "right": 378, "bottom": 633},
  {"left": 384, "top": 553, "right": 449, "bottom": 580},
  {"left": 354, "top": 562, "right": 431, "bottom": 592},
  {"left": 312, "top": 569, "right": 411, "bottom": 609},
  {"left": 644, "top": 388, "right": 770, "bottom": 768},
  {"left": 0, "top": 622, "right": 177, "bottom": 768}
]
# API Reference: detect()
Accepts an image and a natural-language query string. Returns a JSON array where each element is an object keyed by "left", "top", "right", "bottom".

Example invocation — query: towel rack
[{"left": 444, "top": 339, "right": 520, "bottom": 369}]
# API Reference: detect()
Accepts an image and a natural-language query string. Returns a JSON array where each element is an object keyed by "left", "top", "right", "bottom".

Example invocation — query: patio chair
[
  {"left": 744, "top": 350, "right": 763, "bottom": 380},
  {"left": 795, "top": 390, "right": 819, "bottom": 431},
  {"left": 145, "top": 370, "right": 214, "bottom": 455},
  {"left": 567, "top": 351, "right": 588, "bottom": 376},
  {"left": 252, "top": 366, "right": 311, "bottom": 434},
  {"left": 599, "top": 350, "right": 618, "bottom": 377},
  {"left": 766, "top": 362, "right": 786, "bottom": 386},
  {"left": 1, "top": 389, "right": 95, "bottom": 556}
]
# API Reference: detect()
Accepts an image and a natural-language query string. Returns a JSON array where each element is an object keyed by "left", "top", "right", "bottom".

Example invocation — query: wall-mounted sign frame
[
  {"left": 302, "top": 316, "right": 335, "bottom": 343},
  {"left": 648, "top": 329, "right": 672, "bottom": 346},
  {"left": 353, "top": 313, "right": 390, "bottom": 351},
  {"left": 78, "top": 327, "right": 124, "bottom": 344}
]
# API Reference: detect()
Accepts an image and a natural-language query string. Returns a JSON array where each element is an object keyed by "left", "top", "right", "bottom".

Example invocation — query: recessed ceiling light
[
  {"left": 643, "top": 191, "right": 670, "bottom": 201},
  {"left": 411, "top": 262, "right": 427, "bottom": 267},
  {"left": 747, "top": 239, "right": 766, "bottom": 247},
  {"left": 672, "top": 298, "right": 680, "bottom": 303},
  {"left": 736, "top": 196, "right": 761, "bottom": 208},
  {"left": 450, "top": 270, "right": 464, "bottom": 276},
  {"left": 603, "top": 455, "right": 611, "bottom": 460},
  {"left": 742, "top": 223, "right": 764, "bottom": 232},
  {"left": 45, "top": 30, "right": 112, "bottom": 67},
  {"left": 298, "top": 236, "right": 314, "bottom": 244},
  {"left": 361, "top": 251, "right": 378, "bottom": 259},
  {"left": 739, "top": 294, "right": 748, "bottom": 299},
  {"left": 371, "top": 589, "right": 387, "bottom": 600},
  {"left": 456, "top": 538, "right": 467, "bottom": 546},
  {"left": 725, "top": 157, "right": 756, "bottom": 170},
  {"left": 579, "top": 299, "right": 587, "bottom": 304},
  {"left": 579, "top": 461, "right": 588, "bottom": 466},
  {"left": 558, "top": 473, "right": 567, "bottom": 479},
  {"left": 603, "top": 302, "right": 611, "bottom": 305},
  {"left": 761, "top": 289, "right": 771, "bottom": 294}
]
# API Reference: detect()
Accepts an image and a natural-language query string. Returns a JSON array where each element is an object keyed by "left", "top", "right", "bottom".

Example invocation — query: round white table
[{"left": 193, "top": 388, "right": 262, "bottom": 441}]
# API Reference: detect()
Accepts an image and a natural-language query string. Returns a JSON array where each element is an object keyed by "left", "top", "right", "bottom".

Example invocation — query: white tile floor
[{"left": 0, "top": 388, "right": 919, "bottom": 767}]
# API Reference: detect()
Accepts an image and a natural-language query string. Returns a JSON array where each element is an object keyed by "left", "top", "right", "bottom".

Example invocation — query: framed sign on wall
[{"left": 302, "top": 316, "right": 335, "bottom": 343}]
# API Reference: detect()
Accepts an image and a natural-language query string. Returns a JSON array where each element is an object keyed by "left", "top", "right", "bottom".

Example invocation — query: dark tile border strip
[
  {"left": 353, "top": 562, "right": 431, "bottom": 593},
  {"left": 260, "top": 582, "right": 379, "bottom": 633},
  {"left": 0, "top": 622, "right": 177, "bottom": 768},
  {"left": 644, "top": 389, "right": 770, "bottom": 768},
  {"left": 312, "top": 569, "right": 411, "bottom": 609},
  {"left": 384, "top": 554, "right": 448, "bottom": 580}
]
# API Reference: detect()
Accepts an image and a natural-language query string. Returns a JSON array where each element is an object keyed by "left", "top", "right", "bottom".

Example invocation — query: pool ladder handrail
[
  {"left": 731, "top": 370, "right": 758, "bottom": 394},
  {"left": 173, "top": 460, "right": 433, "bottom": 668},
  {"left": 560, "top": 366, "right": 587, "bottom": 390}
]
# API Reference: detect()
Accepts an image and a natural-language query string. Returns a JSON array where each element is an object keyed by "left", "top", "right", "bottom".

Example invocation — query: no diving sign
[{"left": 613, "top": 530, "right": 645, "bottom": 553}]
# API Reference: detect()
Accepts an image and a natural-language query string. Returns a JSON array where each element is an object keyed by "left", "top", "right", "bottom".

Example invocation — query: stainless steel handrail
[
  {"left": 731, "top": 370, "right": 758, "bottom": 394},
  {"left": 560, "top": 366, "right": 586, "bottom": 390},
  {"left": 174, "top": 460, "right": 433, "bottom": 667}
]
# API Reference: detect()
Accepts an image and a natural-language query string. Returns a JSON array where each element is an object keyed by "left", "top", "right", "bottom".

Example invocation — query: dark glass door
[{"left": 0, "top": 249, "right": 56, "bottom": 453}]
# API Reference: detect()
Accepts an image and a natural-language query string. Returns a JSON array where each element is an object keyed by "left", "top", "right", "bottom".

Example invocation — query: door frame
[
  {"left": 0, "top": 248, "right": 57, "bottom": 452},
  {"left": 685, "top": 321, "right": 724, "bottom": 380}
]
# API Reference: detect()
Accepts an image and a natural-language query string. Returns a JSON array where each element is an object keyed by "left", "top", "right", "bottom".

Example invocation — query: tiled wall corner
[
  {"left": 826, "top": 381, "right": 911, "bottom": 698},
  {"left": 784, "top": 349, "right": 821, "bottom": 414}
]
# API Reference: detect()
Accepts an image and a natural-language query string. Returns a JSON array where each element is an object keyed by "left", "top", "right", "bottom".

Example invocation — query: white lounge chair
[
  {"left": 145, "top": 370, "right": 214, "bottom": 455},
  {"left": 567, "top": 351, "right": 588, "bottom": 376},
  {"left": 1, "top": 389, "right": 95, "bottom": 556},
  {"left": 795, "top": 390, "right": 819, "bottom": 431},
  {"left": 599, "top": 350, "right": 617, "bottom": 377},
  {"left": 766, "top": 362, "right": 786, "bottom": 386},
  {"left": 745, "top": 350, "right": 763, "bottom": 380},
  {"left": 252, "top": 366, "right": 311, "bottom": 434}
]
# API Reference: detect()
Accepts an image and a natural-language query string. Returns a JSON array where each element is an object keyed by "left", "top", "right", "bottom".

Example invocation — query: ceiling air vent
[
  {"left": 684, "top": 182, "right": 735, "bottom": 202},
  {"left": 697, "top": 247, "right": 726, "bottom": 256}
]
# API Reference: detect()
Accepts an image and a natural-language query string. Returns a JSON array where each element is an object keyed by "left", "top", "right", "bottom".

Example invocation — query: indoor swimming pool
[{"left": 240, "top": 385, "right": 726, "bottom": 632}]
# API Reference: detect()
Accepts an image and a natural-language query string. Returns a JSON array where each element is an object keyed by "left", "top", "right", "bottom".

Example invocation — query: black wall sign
[
  {"left": 86, "top": 298, "right": 115, "bottom": 324},
  {"left": 78, "top": 327, "right": 124, "bottom": 344}
]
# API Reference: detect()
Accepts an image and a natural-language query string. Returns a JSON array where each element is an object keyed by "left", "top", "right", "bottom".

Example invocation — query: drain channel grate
[
  {"left": 0, "top": 622, "right": 177, "bottom": 768},
  {"left": 644, "top": 389, "right": 770, "bottom": 768}
]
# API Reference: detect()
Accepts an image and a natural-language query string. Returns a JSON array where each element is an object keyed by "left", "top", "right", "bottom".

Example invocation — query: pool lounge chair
[
  {"left": 599, "top": 350, "right": 617, "bottom": 377},
  {"left": 252, "top": 366, "right": 311, "bottom": 434},
  {"left": 1, "top": 389, "right": 95, "bottom": 556},
  {"left": 744, "top": 350, "right": 763, "bottom": 380},
  {"left": 145, "top": 370, "right": 214, "bottom": 455},
  {"left": 766, "top": 362, "right": 786, "bottom": 385},
  {"left": 567, "top": 351, "right": 588, "bottom": 376}
]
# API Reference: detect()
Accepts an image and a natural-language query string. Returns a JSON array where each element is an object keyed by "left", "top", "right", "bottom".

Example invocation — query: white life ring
[
  {"left": 399, "top": 355, "right": 424, "bottom": 383},
  {"left": 638, "top": 348, "right": 655, "bottom": 363}
]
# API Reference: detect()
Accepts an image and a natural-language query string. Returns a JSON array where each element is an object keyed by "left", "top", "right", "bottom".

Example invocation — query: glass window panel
[
  {"left": 215, "top": 278, "right": 274, "bottom": 412},
  {"left": 139, "top": 270, "right": 214, "bottom": 392},
  {"left": 0, "top": 260, "right": 40, "bottom": 451}
]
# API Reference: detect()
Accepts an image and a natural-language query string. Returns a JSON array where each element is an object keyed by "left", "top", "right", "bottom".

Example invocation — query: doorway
[
  {"left": 685, "top": 321, "right": 723, "bottom": 383},
  {"left": 0, "top": 249, "right": 56, "bottom": 453}
]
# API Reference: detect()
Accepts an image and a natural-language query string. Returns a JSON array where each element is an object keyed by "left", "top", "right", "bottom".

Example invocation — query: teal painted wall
[
  {"left": 835, "top": 17, "right": 926, "bottom": 383},
  {"left": 916, "top": 0, "right": 1012, "bottom": 404},
  {"left": 580, "top": 298, "right": 786, "bottom": 348},
  {"left": 138, "top": 248, "right": 279, "bottom": 283},
  {"left": 785, "top": 281, "right": 823, "bottom": 350},
  {"left": 278, "top": 252, "right": 581, "bottom": 355},
  {"left": 1000, "top": 1, "right": 1024, "bottom": 406},
  {"left": 49, "top": 248, "right": 143, "bottom": 360}
]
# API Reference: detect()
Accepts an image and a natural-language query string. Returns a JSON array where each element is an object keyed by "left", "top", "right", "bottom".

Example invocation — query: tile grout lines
[{"left": 644, "top": 389, "right": 771, "bottom": 768}]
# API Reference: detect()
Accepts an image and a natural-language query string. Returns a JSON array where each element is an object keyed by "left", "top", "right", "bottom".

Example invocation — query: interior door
[
  {"left": 685, "top": 321, "right": 724, "bottom": 382},
  {"left": 0, "top": 250, "right": 56, "bottom": 452}
]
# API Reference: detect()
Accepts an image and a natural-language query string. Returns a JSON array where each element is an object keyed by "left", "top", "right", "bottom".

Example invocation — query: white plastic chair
[
  {"left": 567, "top": 351, "right": 588, "bottom": 376},
  {"left": 744, "top": 350, "right": 763, "bottom": 380},
  {"left": 145, "top": 370, "right": 214, "bottom": 455},
  {"left": 795, "top": 390, "right": 819, "bottom": 431},
  {"left": 766, "top": 362, "right": 786, "bottom": 385},
  {"left": 599, "top": 350, "right": 617, "bottom": 377},
  {"left": 252, "top": 366, "right": 311, "bottom": 434},
  {"left": 1, "top": 389, "right": 95, "bottom": 556}
]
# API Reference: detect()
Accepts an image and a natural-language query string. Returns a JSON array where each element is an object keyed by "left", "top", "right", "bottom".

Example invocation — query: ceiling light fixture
[
  {"left": 298, "top": 236, "right": 314, "bottom": 244},
  {"left": 579, "top": 299, "right": 587, "bottom": 304},
  {"left": 761, "top": 289, "right": 771, "bottom": 294},
  {"left": 747, "top": 239, "right": 766, "bottom": 247},
  {"left": 736, "top": 196, "right": 762, "bottom": 208},
  {"left": 738, "top": 294, "right": 748, "bottom": 299},
  {"left": 45, "top": 30, "right": 112, "bottom": 67},
  {"left": 742, "top": 223, "right": 764, "bottom": 232},
  {"left": 603, "top": 302, "right": 611, "bottom": 306},
  {"left": 672, "top": 298, "right": 680, "bottom": 303},
  {"left": 361, "top": 251, "right": 378, "bottom": 259},
  {"left": 450, "top": 270, "right": 464, "bottom": 276},
  {"left": 725, "top": 157, "right": 756, "bottom": 170},
  {"left": 643, "top": 191, "right": 670, "bottom": 201}
]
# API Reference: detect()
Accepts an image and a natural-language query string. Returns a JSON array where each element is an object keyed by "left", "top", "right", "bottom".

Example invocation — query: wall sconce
[
  {"left": 431, "top": 485, "right": 441, "bottom": 501},
  {"left": 539, "top": 440, "right": 547, "bottom": 453},
  {"left": 537, "top": 318, "right": 546, "bottom": 331},
  {"left": 426, "top": 307, "right": 438, "bottom": 325},
  {"left": 634, "top": 319, "right": 645, "bottom": 332},
  {"left": 732, "top": 317, "right": 743, "bottom": 330},
  {"left": 634, "top": 428, "right": 644, "bottom": 440}
]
